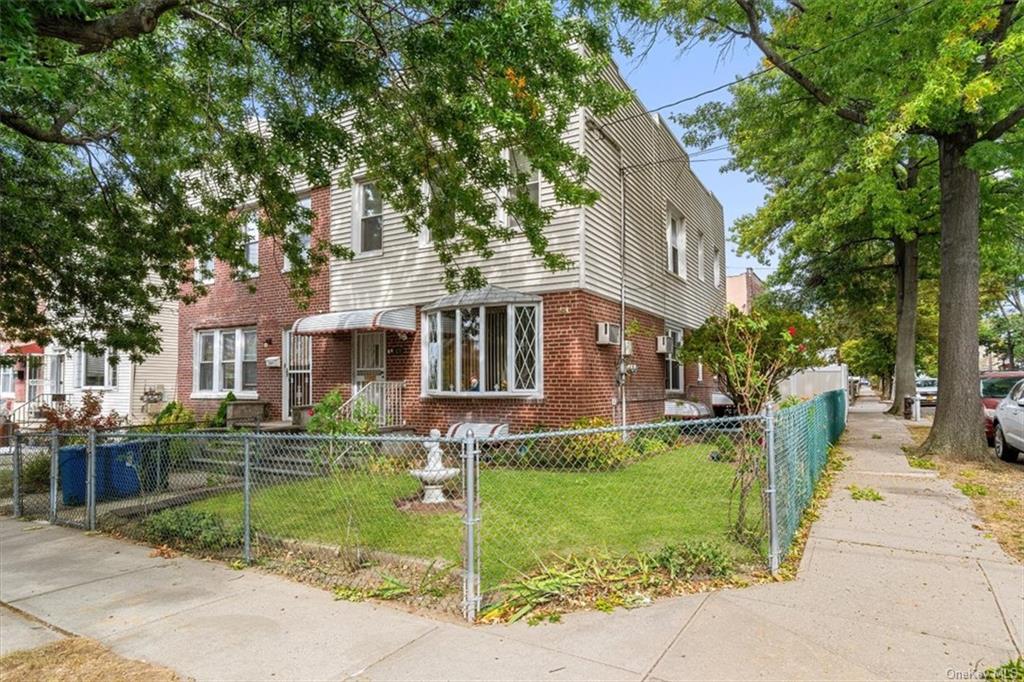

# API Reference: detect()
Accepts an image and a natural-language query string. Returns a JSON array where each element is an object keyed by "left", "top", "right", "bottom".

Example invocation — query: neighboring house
[
  {"left": 726, "top": 267, "right": 765, "bottom": 314},
  {"left": 2, "top": 299, "right": 179, "bottom": 427},
  {"left": 176, "top": 63, "right": 727, "bottom": 432},
  {"left": 176, "top": 185, "right": 338, "bottom": 422}
]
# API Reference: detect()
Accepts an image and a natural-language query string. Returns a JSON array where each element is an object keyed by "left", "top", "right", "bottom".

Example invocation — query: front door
[
  {"left": 26, "top": 357, "right": 44, "bottom": 402},
  {"left": 48, "top": 354, "right": 65, "bottom": 395},
  {"left": 281, "top": 331, "right": 312, "bottom": 419},
  {"left": 354, "top": 332, "right": 386, "bottom": 388}
]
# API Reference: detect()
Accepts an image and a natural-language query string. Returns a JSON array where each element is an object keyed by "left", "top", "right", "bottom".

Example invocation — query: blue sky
[{"left": 614, "top": 36, "right": 776, "bottom": 278}]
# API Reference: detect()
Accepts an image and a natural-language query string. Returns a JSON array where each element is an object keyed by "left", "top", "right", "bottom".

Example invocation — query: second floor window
[
  {"left": 356, "top": 181, "right": 383, "bottom": 253},
  {"left": 713, "top": 247, "right": 721, "bottom": 287},
  {"left": 667, "top": 212, "right": 686, "bottom": 278},
  {"left": 238, "top": 213, "right": 260, "bottom": 277},
  {"left": 697, "top": 232, "right": 706, "bottom": 281},
  {"left": 194, "top": 328, "right": 257, "bottom": 395},
  {"left": 283, "top": 196, "right": 313, "bottom": 272},
  {"left": 508, "top": 149, "right": 540, "bottom": 228}
]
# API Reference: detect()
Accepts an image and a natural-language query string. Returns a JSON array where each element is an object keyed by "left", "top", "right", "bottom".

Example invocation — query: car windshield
[
  {"left": 916, "top": 379, "right": 936, "bottom": 388},
  {"left": 981, "top": 377, "right": 1022, "bottom": 398}
]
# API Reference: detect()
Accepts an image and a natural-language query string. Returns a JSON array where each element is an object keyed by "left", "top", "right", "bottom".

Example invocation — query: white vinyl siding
[
  {"left": 423, "top": 303, "right": 541, "bottom": 396},
  {"left": 193, "top": 328, "right": 257, "bottom": 398}
]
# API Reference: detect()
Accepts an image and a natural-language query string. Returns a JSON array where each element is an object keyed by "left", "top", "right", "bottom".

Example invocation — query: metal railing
[
  {"left": 7, "top": 393, "right": 63, "bottom": 427},
  {"left": 338, "top": 380, "right": 405, "bottom": 429},
  {"left": 2, "top": 389, "right": 847, "bottom": 622}
]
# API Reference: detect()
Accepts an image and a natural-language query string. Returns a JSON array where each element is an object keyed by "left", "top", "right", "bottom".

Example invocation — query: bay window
[
  {"left": 193, "top": 328, "right": 257, "bottom": 397},
  {"left": 424, "top": 303, "right": 540, "bottom": 395}
]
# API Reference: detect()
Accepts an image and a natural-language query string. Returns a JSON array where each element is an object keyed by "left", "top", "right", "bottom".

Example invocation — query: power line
[{"left": 603, "top": 0, "right": 942, "bottom": 130}]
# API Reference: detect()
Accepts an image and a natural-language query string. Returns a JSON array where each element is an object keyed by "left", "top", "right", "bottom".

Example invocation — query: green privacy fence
[{"left": 770, "top": 389, "right": 848, "bottom": 565}]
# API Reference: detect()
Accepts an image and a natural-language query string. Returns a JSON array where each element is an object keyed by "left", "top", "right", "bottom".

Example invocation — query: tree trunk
[
  {"left": 921, "top": 137, "right": 987, "bottom": 459},
  {"left": 886, "top": 236, "right": 919, "bottom": 415}
]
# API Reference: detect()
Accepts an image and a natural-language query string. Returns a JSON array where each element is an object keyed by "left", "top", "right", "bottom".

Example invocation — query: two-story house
[{"left": 176, "top": 63, "right": 727, "bottom": 432}]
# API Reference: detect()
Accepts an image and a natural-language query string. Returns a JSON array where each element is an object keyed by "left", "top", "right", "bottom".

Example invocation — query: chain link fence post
[
  {"left": 462, "top": 430, "right": 479, "bottom": 622},
  {"left": 49, "top": 428, "right": 59, "bottom": 524},
  {"left": 243, "top": 433, "right": 252, "bottom": 564},
  {"left": 86, "top": 428, "right": 97, "bottom": 531},
  {"left": 765, "top": 403, "right": 780, "bottom": 575},
  {"left": 12, "top": 432, "right": 22, "bottom": 518}
]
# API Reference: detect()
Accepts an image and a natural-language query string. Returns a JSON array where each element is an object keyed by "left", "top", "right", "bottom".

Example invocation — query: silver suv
[{"left": 993, "top": 378, "right": 1024, "bottom": 463}]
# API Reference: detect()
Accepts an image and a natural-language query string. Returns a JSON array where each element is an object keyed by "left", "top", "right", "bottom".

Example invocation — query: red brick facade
[
  {"left": 176, "top": 186, "right": 345, "bottom": 421},
  {"left": 178, "top": 208, "right": 715, "bottom": 431}
]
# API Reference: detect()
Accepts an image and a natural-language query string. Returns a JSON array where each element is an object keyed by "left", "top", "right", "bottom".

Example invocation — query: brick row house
[{"left": 177, "top": 63, "right": 727, "bottom": 433}]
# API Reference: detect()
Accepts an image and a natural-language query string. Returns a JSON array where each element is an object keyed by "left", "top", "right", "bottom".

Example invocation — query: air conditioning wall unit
[
  {"left": 596, "top": 322, "right": 622, "bottom": 346},
  {"left": 655, "top": 335, "right": 674, "bottom": 355}
]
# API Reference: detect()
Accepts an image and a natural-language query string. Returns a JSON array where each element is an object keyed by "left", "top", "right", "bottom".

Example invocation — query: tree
[
  {"left": 0, "top": 0, "right": 624, "bottom": 359},
  {"left": 679, "top": 304, "right": 821, "bottom": 416},
  {"left": 645, "top": 0, "right": 1023, "bottom": 459}
]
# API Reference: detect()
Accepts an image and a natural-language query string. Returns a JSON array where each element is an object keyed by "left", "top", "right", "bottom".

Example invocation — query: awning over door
[
  {"left": 291, "top": 307, "right": 417, "bottom": 335},
  {"left": 2, "top": 342, "right": 44, "bottom": 355}
]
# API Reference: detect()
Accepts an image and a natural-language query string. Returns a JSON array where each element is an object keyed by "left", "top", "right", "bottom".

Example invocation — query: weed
[
  {"left": 955, "top": 482, "right": 988, "bottom": 498},
  {"left": 20, "top": 456, "right": 51, "bottom": 494},
  {"left": 653, "top": 541, "right": 733, "bottom": 580},
  {"left": 140, "top": 509, "right": 244, "bottom": 552},
  {"left": 333, "top": 586, "right": 367, "bottom": 602},
  {"left": 982, "top": 657, "right": 1023, "bottom": 681},
  {"left": 871, "top": 434, "right": 882, "bottom": 440},
  {"left": 960, "top": 469, "right": 977, "bottom": 479},
  {"left": 848, "top": 485, "right": 883, "bottom": 501},
  {"left": 907, "top": 456, "right": 937, "bottom": 470}
]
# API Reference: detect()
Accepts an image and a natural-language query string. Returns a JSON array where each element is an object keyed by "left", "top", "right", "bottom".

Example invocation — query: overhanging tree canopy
[{"left": 0, "top": 0, "right": 624, "bottom": 359}]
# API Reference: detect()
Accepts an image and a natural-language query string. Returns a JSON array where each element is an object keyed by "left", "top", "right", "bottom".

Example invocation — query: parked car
[
  {"left": 981, "top": 371, "right": 1024, "bottom": 444},
  {"left": 992, "top": 378, "right": 1024, "bottom": 462},
  {"left": 711, "top": 392, "right": 738, "bottom": 417},
  {"left": 915, "top": 376, "right": 938, "bottom": 406}
]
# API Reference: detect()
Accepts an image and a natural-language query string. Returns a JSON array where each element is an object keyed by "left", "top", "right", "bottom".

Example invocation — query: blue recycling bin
[
  {"left": 59, "top": 445, "right": 86, "bottom": 506},
  {"left": 101, "top": 442, "right": 141, "bottom": 498}
]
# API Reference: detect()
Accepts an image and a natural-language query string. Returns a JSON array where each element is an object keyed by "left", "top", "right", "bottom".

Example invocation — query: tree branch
[
  {"left": 982, "top": 104, "right": 1024, "bottom": 141},
  {"left": 33, "top": 0, "right": 184, "bottom": 55},
  {"left": 0, "top": 109, "right": 112, "bottom": 145},
  {"left": 982, "top": 0, "right": 1019, "bottom": 71}
]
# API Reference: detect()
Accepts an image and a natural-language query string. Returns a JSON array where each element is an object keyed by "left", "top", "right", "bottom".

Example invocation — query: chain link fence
[{"left": 1, "top": 389, "right": 847, "bottom": 621}]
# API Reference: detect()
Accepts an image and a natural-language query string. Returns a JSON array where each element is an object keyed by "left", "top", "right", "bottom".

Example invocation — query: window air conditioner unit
[
  {"left": 596, "top": 322, "right": 621, "bottom": 346},
  {"left": 656, "top": 335, "right": 674, "bottom": 355}
]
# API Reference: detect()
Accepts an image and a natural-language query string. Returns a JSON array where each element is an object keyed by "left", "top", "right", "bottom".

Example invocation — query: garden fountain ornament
[{"left": 410, "top": 429, "right": 460, "bottom": 504}]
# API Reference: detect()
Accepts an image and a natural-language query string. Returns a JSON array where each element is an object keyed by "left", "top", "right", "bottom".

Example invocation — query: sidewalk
[{"left": 1, "top": 398, "right": 1020, "bottom": 681}]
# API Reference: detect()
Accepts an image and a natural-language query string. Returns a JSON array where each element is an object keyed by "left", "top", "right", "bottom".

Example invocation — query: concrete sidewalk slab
[
  {"left": 492, "top": 591, "right": 708, "bottom": 674},
  {"left": 977, "top": 559, "right": 1024, "bottom": 652},
  {"left": 105, "top": 577, "right": 438, "bottom": 681},
  {"left": 354, "top": 621, "right": 641, "bottom": 681},
  {"left": 0, "top": 606, "right": 64, "bottom": 656}
]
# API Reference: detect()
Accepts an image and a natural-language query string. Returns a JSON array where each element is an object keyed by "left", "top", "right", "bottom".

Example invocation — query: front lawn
[{"left": 189, "top": 443, "right": 763, "bottom": 590}]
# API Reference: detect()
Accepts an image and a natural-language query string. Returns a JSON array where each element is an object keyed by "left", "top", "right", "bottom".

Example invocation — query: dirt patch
[
  {"left": 0, "top": 638, "right": 181, "bottom": 682},
  {"left": 906, "top": 425, "right": 1024, "bottom": 562},
  {"left": 394, "top": 495, "right": 465, "bottom": 514}
]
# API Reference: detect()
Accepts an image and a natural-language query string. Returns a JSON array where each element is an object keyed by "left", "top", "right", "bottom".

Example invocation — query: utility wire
[{"left": 602, "top": 0, "right": 942, "bottom": 130}]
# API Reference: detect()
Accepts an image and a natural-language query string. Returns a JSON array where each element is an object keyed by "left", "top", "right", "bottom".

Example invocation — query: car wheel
[{"left": 994, "top": 425, "right": 1020, "bottom": 463}]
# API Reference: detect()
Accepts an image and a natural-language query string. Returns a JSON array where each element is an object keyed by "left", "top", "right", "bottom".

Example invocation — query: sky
[{"left": 613, "top": 36, "right": 776, "bottom": 279}]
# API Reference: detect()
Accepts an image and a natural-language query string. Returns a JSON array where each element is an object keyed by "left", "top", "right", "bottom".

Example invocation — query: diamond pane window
[{"left": 513, "top": 305, "right": 537, "bottom": 391}]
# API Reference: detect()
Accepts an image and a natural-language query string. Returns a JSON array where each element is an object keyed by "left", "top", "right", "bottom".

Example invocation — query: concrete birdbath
[{"left": 409, "top": 429, "right": 460, "bottom": 504}]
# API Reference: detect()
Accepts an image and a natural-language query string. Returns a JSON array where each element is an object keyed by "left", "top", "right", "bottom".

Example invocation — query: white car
[
  {"left": 993, "top": 378, "right": 1024, "bottom": 462},
  {"left": 915, "top": 377, "right": 938, "bottom": 406}
]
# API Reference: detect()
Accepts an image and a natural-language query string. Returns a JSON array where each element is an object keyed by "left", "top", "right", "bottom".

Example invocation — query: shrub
[
  {"left": 140, "top": 508, "right": 244, "bottom": 552},
  {"left": 777, "top": 395, "right": 804, "bottom": 410},
  {"left": 522, "top": 417, "right": 634, "bottom": 470},
  {"left": 653, "top": 540, "right": 733, "bottom": 579},
  {"left": 203, "top": 392, "right": 236, "bottom": 428},
  {"left": 631, "top": 437, "right": 670, "bottom": 456},
  {"left": 307, "top": 388, "right": 378, "bottom": 436},
  {"left": 38, "top": 392, "right": 123, "bottom": 431},
  {"left": 20, "top": 456, "right": 51, "bottom": 494},
  {"left": 151, "top": 401, "right": 196, "bottom": 432}
]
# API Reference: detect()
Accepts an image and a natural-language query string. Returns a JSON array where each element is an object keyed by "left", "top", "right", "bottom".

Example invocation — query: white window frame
[
  {"left": 0, "top": 364, "right": 14, "bottom": 397},
  {"left": 713, "top": 247, "right": 722, "bottom": 287},
  {"left": 666, "top": 209, "right": 687, "bottom": 279},
  {"left": 240, "top": 213, "right": 260, "bottom": 277},
  {"left": 353, "top": 179, "right": 383, "bottom": 256},
  {"left": 665, "top": 330, "right": 684, "bottom": 393},
  {"left": 697, "top": 231, "right": 706, "bottom": 281},
  {"left": 421, "top": 302, "right": 543, "bottom": 398},
  {"left": 505, "top": 148, "right": 541, "bottom": 229},
  {"left": 194, "top": 255, "right": 216, "bottom": 284},
  {"left": 282, "top": 196, "right": 313, "bottom": 273},
  {"left": 79, "top": 348, "right": 118, "bottom": 390},
  {"left": 191, "top": 327, "right": 258, "bottom": 399}
]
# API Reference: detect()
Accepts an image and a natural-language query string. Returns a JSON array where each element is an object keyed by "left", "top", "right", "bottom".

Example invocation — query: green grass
[
  {"left": 190, "top": 444, "right": 760, "bottom": 589},
  {"left": 847, "top": 485, "right": 883, "bottom": 501}
]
